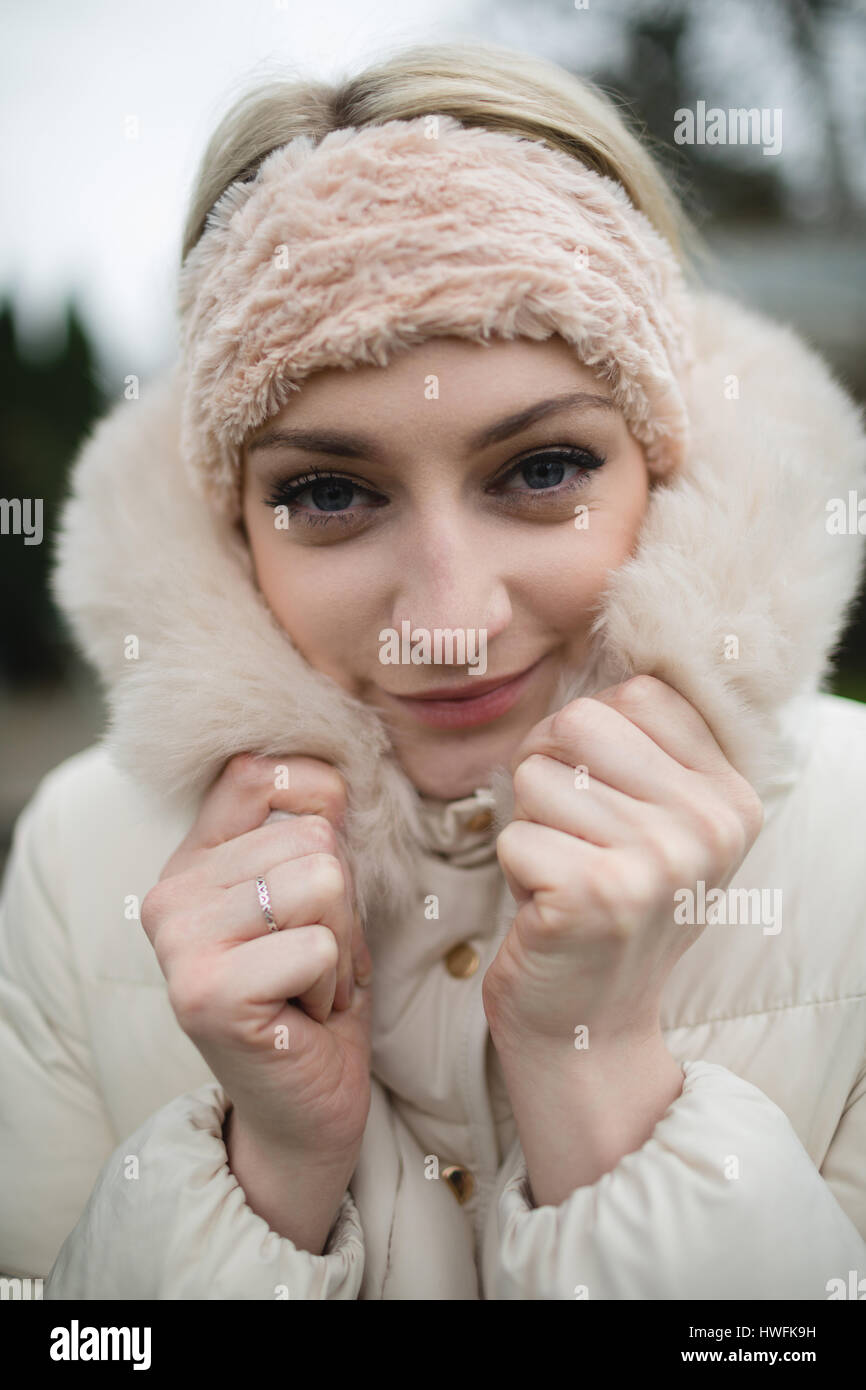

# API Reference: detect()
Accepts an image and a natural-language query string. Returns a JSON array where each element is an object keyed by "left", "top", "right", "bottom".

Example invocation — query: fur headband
[{"left": 177, "top": 113, "right": 694, "bottom": 519}]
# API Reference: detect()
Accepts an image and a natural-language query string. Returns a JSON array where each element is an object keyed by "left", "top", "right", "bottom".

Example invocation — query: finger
[
  {"left": 497, "top": 820, "right": 618, "bottom": 943},
  {"left": 591, "top": 676, "right": 730, "bottom": 775},
  {"left": 215, "top": 820, "right": 359, "bottom": 1010},
  {"left": 159, "top": 816, "right": 360, "bottom": 1014},
  {"left": 197, "top": 814, "right": 347, "bottom": 890},
  {"left": 179, "top": 753, "right": 349, "bottom": 856},
  {"left": 238, "top": 854, "right": 356, "bottom": 1010},
  {"left": 225, "top": 923, "right": 340, "bottom": 1025},
  {"left": 176, "top": 852, "right": 356, "bottom": 1011},
  {"left": 511, "top": 752, "right": 652, "bottom": 849},
  {"left": 508, "top": 753, "right": 746, "bottom": 906},
  {"left": 182, "top": 814, "right": 359, "bottom": 1005},
  {"left": 188, "top": 852, "right": 352, "bottom": 941},
  {"left": 508, "top": 695, "right": 685, "bottom": 801},
  {"left": 497, "top": 818, "right": 599, "bottom": 897}
]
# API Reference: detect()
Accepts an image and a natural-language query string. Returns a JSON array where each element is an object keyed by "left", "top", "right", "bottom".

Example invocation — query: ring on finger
[{"left": 255, "top": 874, "right": 279, "bottom": 931}]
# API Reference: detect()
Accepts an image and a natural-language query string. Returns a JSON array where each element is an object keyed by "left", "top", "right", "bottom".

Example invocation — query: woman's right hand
[{"left": 140, "top": 752, "right": 374, "bottom": 1169}]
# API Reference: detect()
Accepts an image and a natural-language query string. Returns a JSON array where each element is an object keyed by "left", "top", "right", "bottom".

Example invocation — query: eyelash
[{"left": 262, "top": 445, "right": 607, "bottom": 529}]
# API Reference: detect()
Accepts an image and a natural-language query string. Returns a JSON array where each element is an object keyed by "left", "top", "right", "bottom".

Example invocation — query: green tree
[{"left": 0, "top": 298, "right": 109, "bottom": 685}]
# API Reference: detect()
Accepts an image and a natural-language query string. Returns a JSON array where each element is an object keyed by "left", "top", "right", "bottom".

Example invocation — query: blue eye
[
  {"left": 498, "top": 447, "right": 605, "bottom": 493},
  {"left": 262, "top": 444, "right": 606, "bottom": 534},
  {"left": 264, "top": 471, "right": 381, "bottom": 517},
  {"left": 524, "top": 456, "right": 567, "bottom": 488},
  {"left": 297, "top": 476, "right": 356, "bottom": 511}
]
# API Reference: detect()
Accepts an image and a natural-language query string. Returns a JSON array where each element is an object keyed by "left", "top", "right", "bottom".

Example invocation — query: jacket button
[
  {"left": 445, "top": 942, "right": 480, "bottom": 978},
  {"left": 441, "top": 1164, "right": 475, "bottom": 1204},
  {"left": 465, "top": 808, "right": 494, "bottom": 833}
]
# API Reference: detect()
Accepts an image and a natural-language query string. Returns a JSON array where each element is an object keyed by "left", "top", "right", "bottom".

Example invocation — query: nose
[{"left": 389, "top": 514, "right": 512, "bottom": 650}]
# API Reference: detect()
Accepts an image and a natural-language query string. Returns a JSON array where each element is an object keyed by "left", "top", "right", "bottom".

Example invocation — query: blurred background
[{"left": 2, "top": 0, "right": 865, "bottom": 875}]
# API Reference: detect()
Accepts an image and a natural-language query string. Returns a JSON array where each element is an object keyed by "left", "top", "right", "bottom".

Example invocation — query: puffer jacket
[{"left": 1, "top": 290, "right": 866, "bottom": 1300}]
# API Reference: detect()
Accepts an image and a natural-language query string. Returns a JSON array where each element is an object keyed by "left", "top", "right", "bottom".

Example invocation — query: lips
[
  {"left": 379, "top": 656, "right": 546, "bottom": 730},
  {"left": 395, "top": 662, "right": 539, "bottom": 702}
]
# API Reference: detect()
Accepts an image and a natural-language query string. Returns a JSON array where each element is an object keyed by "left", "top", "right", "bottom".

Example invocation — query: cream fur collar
[{"left": 50, "top": 291, "right": 866, "bottom": 931}]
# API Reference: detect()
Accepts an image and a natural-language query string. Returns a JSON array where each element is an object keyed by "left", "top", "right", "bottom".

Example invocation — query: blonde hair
[{"left": 180, "top": 38, "right": 698, "bottom": 270}]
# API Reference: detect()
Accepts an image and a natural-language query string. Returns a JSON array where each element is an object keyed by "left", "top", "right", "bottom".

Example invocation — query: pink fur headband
[{"left": 177, "top": 113, "right": 694, "bottom": 519}]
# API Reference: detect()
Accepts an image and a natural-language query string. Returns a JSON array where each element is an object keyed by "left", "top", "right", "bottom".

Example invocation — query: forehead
[{"left": 249, "top": 335, "right": 609, "bottom": 437}]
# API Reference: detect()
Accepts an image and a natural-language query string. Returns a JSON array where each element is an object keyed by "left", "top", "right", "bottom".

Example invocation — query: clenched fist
[{"left": 483, "top": 675, "right": 764, "bottom": 1051}]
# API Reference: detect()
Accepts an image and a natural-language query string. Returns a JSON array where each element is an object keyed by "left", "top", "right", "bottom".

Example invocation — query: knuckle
[
  {"left": 713, "top": 812, "right": 746, "bottom": 864},
  {"left": 627, "top": 855, "right": 669, "bottom": 913},
  {"left": 495, "top": 819, "right": 524, "bottom": 865},
  {"left": 313, "top": 765, "right": 349, "bottom": 820},
  {"left": 306, "top": 851, "right": 345, "bottom": 901},
  {"left": 298, "top": 813, "right": 339, "bottom": 855},
  {"left": 225, "top": 751, "right": 265, "bottom": 790},
  {"left": 550, "top": 696, "right": 599, "bottom": 744},
  {"left": 309, "top": 923, "right": 340, "bottom": 969},
  {"left": 167, "top": 959, "right": 219, "bottom": 1028},
  {"left": 512, "top": 753, "right": 547, "bottom": 802},
  {"left": 586, "top": 859, "right": 657, "bottom": 931},
  {"left": 583, "top": 868, "right": 628, "bottom": 920},
  {"left": 690, "top": 801, "right": 747, "bottom": 866},
  {"left": 140, "top": 879, "right": 176, "bottom": 935},
  {"left": 641, "top": 825, "right": 693, "bottom": 885},
  {"left": 528, "top": 894, "right": 572, "bottom": 940},
  {"left": 619, "top": 673, "right": 664, "bottom": 707},
  {"left": 737, "top": 782, "right": 765, "bottom": 843}
]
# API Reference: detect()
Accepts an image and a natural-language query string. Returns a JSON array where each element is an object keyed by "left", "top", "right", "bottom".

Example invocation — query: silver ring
[{"left": 255, "top": 875, "right": 278, "bottom": 931}]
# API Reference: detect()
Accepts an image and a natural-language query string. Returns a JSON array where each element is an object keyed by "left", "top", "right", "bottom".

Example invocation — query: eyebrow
[{"left": 246, "top": 390, "right": 617, "bottom": 461}]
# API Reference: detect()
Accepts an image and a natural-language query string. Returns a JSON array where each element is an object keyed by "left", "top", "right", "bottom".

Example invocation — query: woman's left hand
[{"left": 482, "top": 675, "right": 765, "bottom": 1055}]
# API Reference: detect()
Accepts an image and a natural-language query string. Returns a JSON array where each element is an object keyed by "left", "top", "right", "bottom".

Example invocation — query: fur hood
[{"left": 50, "top": 290, "right": 866, "bottom": 929}]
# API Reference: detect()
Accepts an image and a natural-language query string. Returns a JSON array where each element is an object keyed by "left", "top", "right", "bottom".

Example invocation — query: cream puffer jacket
[{"left": 1, "top": 291, "right": 866, "bottom": 1300}]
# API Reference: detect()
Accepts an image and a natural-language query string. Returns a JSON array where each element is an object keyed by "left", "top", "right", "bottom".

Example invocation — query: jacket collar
[
  {"left": 416, "top": 787, "right": 499, "bottom": 867},
  {"left": 50, "top": 289, "right": 866, "bottom": 933}
]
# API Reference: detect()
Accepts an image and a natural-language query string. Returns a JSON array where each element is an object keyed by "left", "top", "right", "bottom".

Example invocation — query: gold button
[
  {"left": 441, "top": 1164, "right": 475, "bottom": 1204},
  {"left": 445, "top": 942, "right": 480, "bottom": 978},
  {"left": 465, "top": 808, "right": 494, "bottom": 833}
]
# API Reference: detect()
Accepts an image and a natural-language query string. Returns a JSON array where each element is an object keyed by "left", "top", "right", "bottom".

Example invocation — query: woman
[{"left": 1, "top": 40, "right": 865, "bottom": 1301}]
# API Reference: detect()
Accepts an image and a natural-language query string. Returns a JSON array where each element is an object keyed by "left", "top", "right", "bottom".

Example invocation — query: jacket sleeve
[
  {"left": 44, "top": 1083, "right": 364, "bottom": 1300},
  {"left": 0, "top": 773, "right": 364, "bottom": 1300},
  {"left": 818, "top": 1061, "right": 866, "bottom": 1241},
  {"left": 481, "top": 1058, "right": 866, "bottom": 1300}
]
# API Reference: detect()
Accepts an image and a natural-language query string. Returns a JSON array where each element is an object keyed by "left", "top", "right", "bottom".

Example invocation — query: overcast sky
[
  {"left": 1, "top": 0, "right": 484, "bottom": 384},
  {"left": 3, "top": 0, "right": 863, "bottom": 392}
]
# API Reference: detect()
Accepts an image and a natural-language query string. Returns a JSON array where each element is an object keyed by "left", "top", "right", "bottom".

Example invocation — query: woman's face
[{"left": 240, "top": 335, "right": 650, "bottom": 799}]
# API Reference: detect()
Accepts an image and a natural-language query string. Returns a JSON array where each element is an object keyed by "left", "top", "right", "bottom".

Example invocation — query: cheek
[
  {"left": 242, "top": 504, "right": 381, "bottom": 667},
  {"left": 520, "top": 474, "right": 649, "bottom": 629}
]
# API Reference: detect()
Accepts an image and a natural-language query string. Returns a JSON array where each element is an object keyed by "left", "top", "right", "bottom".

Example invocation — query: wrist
[
  {"left": 223, "top": 1106, "right": 359, "bottom": 1254},
  {"left": 492, "top": 1024, "right": 683, "bottom": 1116},
  {"left": 489, "top": 1008, "right": 669, "bottom": 1073},
  {"left": 490, "top": 1025, "right": 684, "bottom": 1204},
  {"left": 224, "top": 1103, "right": 362, "bottom": 1177}
]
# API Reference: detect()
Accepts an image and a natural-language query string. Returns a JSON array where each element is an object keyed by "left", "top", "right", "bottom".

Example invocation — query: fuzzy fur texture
[
  {"left": 177, "top": 114, "right": 693, "bottom": 520},
  {"left": 50, "top": 290, "right": 866, "bottom": 937}
]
